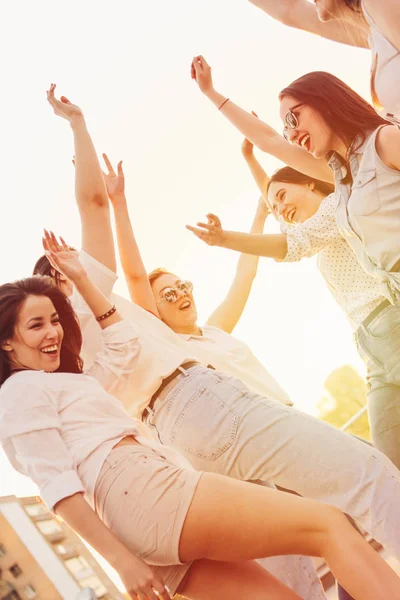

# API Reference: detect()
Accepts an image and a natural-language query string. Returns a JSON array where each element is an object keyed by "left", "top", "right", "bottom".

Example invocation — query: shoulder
[
  {"left": 375, "top": 125, "right": 400, "bottom": 170},
  {"left": 0, "top": 372, "right": 51, "bottom": 407}
]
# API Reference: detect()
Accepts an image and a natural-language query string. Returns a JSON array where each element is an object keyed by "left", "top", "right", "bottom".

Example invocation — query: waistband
[
  {"left": 360, "top": 298, "right": 391, "bottom": 329},
  {"left": 148, "top": 361, "right": 200, "bottom": 412}
]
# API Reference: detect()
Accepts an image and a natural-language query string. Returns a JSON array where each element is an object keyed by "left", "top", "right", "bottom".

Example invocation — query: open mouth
[
  {"left": 179, "top": 300, "right": 192, "bottom": 311},
  {"left": 40, "top": 344, "right": 59, "bottom": 357},
  {"left": 282, "top": 207, "right": 296, "bottom": 224},
  {"left": 299, "top": 133, "right": 311, "bottom": 152}
]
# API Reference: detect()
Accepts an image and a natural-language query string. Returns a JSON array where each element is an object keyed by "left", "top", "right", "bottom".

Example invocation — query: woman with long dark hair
[
  {"left": 4, "top": 236, "right": 400, "bottom": 600},
  {"left": 247, "top": 0, "right": 400, "bottom": 119},
  {"left": 191, "top": 57, "right": 400, "bottom": 467}
]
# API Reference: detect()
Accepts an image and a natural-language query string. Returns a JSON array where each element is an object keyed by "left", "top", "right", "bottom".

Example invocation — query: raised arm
[
  {"left": 188, "top": 218, "right": 287, "bottom": 259},
  {"left": 43, "top": 231, "right": 120, "bottom": 329},
  {"left": 241, "top": 119, "right": 271, "bottom": 206},
  {"left": 191, "top": 57, "right": 334, "bottom": 184},
  {"left": 248, "top": 0, "right": 369, "bottom": 48},
  {"left": 102, "top": 154, "right": 160, "bottom": 317},
  {"left": 46, "top": 84, "right": 116, "bottom": 272},
  {"left": 206, "top": 199, "right": 269, "bottom": 333}
]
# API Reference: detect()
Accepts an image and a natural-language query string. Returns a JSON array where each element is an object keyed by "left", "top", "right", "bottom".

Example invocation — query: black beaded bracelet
[{"left": 96, "top": 305, "right": 117, "bottom": 322}]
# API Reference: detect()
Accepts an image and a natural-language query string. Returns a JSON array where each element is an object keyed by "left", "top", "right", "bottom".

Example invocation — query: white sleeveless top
[{"left": 362, "top": 0, "right": 400, "bottom": 118}]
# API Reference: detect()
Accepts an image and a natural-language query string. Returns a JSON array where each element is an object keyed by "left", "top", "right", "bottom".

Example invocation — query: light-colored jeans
[
  {"left": 144, "top": 366, "right": 400, "bottom": 564},
  {"left": 355, "top": 301, "right": 400, "bottom": 468}
]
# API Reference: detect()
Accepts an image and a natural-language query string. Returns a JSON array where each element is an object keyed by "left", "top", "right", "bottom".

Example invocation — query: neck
[
  {"left": 173, "top": 323, "right": 202, "bottom": 336},
  {"left": 334, "top": 3, "right": 368, "bottom": 31}
]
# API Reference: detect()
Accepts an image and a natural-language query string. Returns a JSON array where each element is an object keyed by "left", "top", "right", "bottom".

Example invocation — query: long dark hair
[
  {"left": 267, "top": 166, "right": 335, "bottom": 196},
  {"left": 344, "top": 0, "right": 361, "bottom": 10},
  {"left": 0, "top": 276, "right": 83, "bottom": 385},
  {"left": 279, "top": 72, "right": 389, "bottom": 156}
]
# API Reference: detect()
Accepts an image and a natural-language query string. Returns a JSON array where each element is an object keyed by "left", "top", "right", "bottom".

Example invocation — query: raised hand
[
  {"left": 46, "top": 84, "right": 84, "bottom": 123},
  {"left": 257, "top": 195, "right": 271, "bottom": 220},
  {"left": 42, "top": 231, "right": 86, "bottom": 284},
  {"left": 186, "top": 213, "right": 226, "bottom": 247},
  {"left": 241, "top": 112, "right": 259, "bottom": 158},
  {"left": 118, "top": 553, "right": 171, "bottom": 600},
  {"left": 101, "top": 153, "right": 125, "bottom": 204},
  {"left": 191, "top": 55, "right": 214, "bottom": 95}
]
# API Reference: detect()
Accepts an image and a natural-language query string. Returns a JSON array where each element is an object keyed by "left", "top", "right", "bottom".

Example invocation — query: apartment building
[{"left": 0, "top": 495, "right": 125, "bottom": 600}]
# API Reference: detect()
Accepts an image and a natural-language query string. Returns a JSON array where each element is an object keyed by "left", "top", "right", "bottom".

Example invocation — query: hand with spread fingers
[
  {"left": 46, "top": 83, "right": 84, "bottom": 124},
  {"left": 186, "top": 213, "right": 226, "bottom": 247},
  {"left": 101, "top": 153, "right": 125, "bottom": 205},
  {"left": 118, "top": 553, "right": 171, "bottom": 600},
  {"left": 42, "top": 230, "right": 85, "bottom": 283}
]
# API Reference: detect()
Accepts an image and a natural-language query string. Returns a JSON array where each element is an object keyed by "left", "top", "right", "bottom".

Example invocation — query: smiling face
[
  {"left": 3, "top": 295, "right": 64, "bottom": 373},
  {"left": 267, "top": 180, "right": 323, "bottom": 224},
  {"left": 151, "top": 273, "right": 198, "bottom": 333},
  {"left": 280, "top": 95, "right": 341, "bottom": 159}
]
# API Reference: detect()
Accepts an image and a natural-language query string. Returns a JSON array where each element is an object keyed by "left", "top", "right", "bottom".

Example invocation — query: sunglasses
[
  {"left": 283, "top": 103, "right": 303, "bottom": 141},
  {"left": 159, "top": 280, "right": 194, "bottom": 303}
]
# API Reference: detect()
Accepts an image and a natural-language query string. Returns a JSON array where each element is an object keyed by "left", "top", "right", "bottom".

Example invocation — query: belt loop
[
  {"left": 143, "top": 405, "right": 154, "bottom": 419},
  {"left": 178, "top": 365, "right": 190, "bottom": 377}
]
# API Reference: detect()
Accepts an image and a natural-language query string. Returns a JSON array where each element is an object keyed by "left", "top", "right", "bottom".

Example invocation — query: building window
[
  {"left": 9, "top": 563, "right": 23, "bottom": 578},
  {"left": 23, "top": 584, "right": 37, "bottom": 599},
  {"left": 79, "top": 577, "right": 108, "bottom": 598},
  {"left": 0, "top": 543, "right": 6, "bottom": 557},
  {"left": 65, "top": 556, "right": 93, "bottom": 580},
  {"left": 36, "top": 519, "right": 63, "bottom": 536},
  {"left": 24, "top": 503, "right": 49, "bottom": 517}
]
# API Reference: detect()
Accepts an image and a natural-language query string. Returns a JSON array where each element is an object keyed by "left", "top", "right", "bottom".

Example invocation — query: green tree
[{"left": 317, "top": 365, "right": 371, "bottom": 440}]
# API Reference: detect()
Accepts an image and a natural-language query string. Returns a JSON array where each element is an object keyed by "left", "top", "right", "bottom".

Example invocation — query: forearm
[
  {"left": 73, "top": 272, "right": 121, "bottom": 328},
  {"left": 235, "top": 208, "right": 267, "bottom": 277},
  {"left": 248, "top": 0, "right": 291, "bottom": 24},
  {"left": 222, "top": 230, "right": 287, "bottom": 259},
  {"left": 204, "top": 91, "right": 334, "bottom": 183},
  {"left": 243, "top": 153, "right": 270, "bottom": 201},
  {"left": 55, "top": 493, "right": 132, "bottom": 571},
  {"left": 71, "top": 117, "right": 109, "bottom": 209},
  {"left": 112, "top": 198, "right": 159, "bottom": 314}
]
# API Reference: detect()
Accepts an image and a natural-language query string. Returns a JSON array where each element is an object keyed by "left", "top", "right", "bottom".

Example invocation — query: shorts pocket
[
  {"left": 107, "top": 482, "right": 158, "bottom": 561},
  {"left": 169, "top": 385, "right": 239, "bottom": 461},
  {"left": 358, "top": 305, "right": 400, "bottom": 380}
]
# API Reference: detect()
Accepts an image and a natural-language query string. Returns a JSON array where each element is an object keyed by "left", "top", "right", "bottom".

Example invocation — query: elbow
[{"left": 90, "top": 192, "right": 109, "bottom": 208}]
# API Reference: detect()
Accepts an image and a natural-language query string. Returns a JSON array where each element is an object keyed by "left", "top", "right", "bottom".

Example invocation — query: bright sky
[{"left": 0, "top": 0, "right": 373, "bottom": 591}]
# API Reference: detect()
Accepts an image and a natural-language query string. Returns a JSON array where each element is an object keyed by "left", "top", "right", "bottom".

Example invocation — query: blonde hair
[{"left": 148, "top": 267, "right": 171, "bottom": 287}]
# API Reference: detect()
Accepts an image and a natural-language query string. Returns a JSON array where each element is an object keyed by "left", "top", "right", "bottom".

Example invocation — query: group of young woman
[{"left": 0, "top": 1, "right": 400, "bottom": 599}]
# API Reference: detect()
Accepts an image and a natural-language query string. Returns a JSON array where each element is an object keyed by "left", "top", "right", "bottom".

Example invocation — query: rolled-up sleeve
[
  {"left": 0, "top": 382, "right": 85, "bottom": 511},
  {"left": 277, "top": 194, "right": 341, "bottom": 262},
  {"left": 10, "top": 430, "right": 85, "bottom": 510},
  {"left": 86, "top": 320, "right": 141, "bottom": 393}
]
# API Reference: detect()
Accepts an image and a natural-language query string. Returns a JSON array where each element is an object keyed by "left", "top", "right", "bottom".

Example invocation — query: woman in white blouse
[
  {"left": 247, "top": 0, "right": 400, "bottom": 119},
  {"left": 191, "top": 56, "right": 400, "bottom": 468},
  {"left": 3, "top": 237, "right": 399, "bottom": 600}
]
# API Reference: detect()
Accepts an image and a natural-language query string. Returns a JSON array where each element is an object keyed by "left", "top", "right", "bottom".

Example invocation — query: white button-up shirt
[
  {"left": 0, "top": 321, "right": 150, "bottom": 510},
  {"left": 179, "top": 325, "right": 292, "bottom": 406}
]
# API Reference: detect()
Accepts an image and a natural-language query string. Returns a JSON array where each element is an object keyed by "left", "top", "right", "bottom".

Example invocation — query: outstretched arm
[
  {"left": 47, "top": 84, "right": 116, "bottom": 272},
  {"left": 206, "top": 199, "right": 269, "bottom": 333},
  {"left": 191, "top": 57, "right": 334, "bottom": 184},
  {"left": 248, "top": 0, "right": 369, "bottom": 48},
  {"left": 102, "top": 154, "right": 159, "bottom": 317},
  {"left": 187, "top": 214, "right": 287, "bottom": 260}
]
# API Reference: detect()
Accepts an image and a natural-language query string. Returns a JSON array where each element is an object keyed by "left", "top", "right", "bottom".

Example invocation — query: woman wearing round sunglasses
[
  {"left": 191, "top": 55, "right": 400, "bottom": 467},
  {"left": 247, "top": 0, "right": 400, "bottom": 120}
]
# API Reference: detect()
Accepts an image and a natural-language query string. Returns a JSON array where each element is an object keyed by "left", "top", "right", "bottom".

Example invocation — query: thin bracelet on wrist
[
  {"left": 218, "top": 98, "right": 230, "bottom": 111},
  {"left": 96, "top": 305, "right": 117, "bottom": 322}
]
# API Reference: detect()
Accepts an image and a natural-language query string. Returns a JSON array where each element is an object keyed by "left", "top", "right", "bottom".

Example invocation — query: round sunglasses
[
  {"left": 159, "top": 280, "right": 194, "bottom": 303},
  {"left": 283, "top": 103, "right": 303, "bottom": 142}
]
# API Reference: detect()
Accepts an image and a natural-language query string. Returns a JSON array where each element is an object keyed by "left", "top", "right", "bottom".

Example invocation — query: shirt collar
[
  {"left": 327, "top": 131, "right": 375, "bottom": 181},
  {"left": 179, "top": 327, "right": 204, "bottom": 341}
]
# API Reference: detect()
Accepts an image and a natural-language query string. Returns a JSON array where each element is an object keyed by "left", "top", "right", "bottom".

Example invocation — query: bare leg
[
  {"left": 177, "top": 559, "right": 302, "bottom": 600},
  {"left": 179, "top": 474, "right": 400, "bottom": 600}
]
